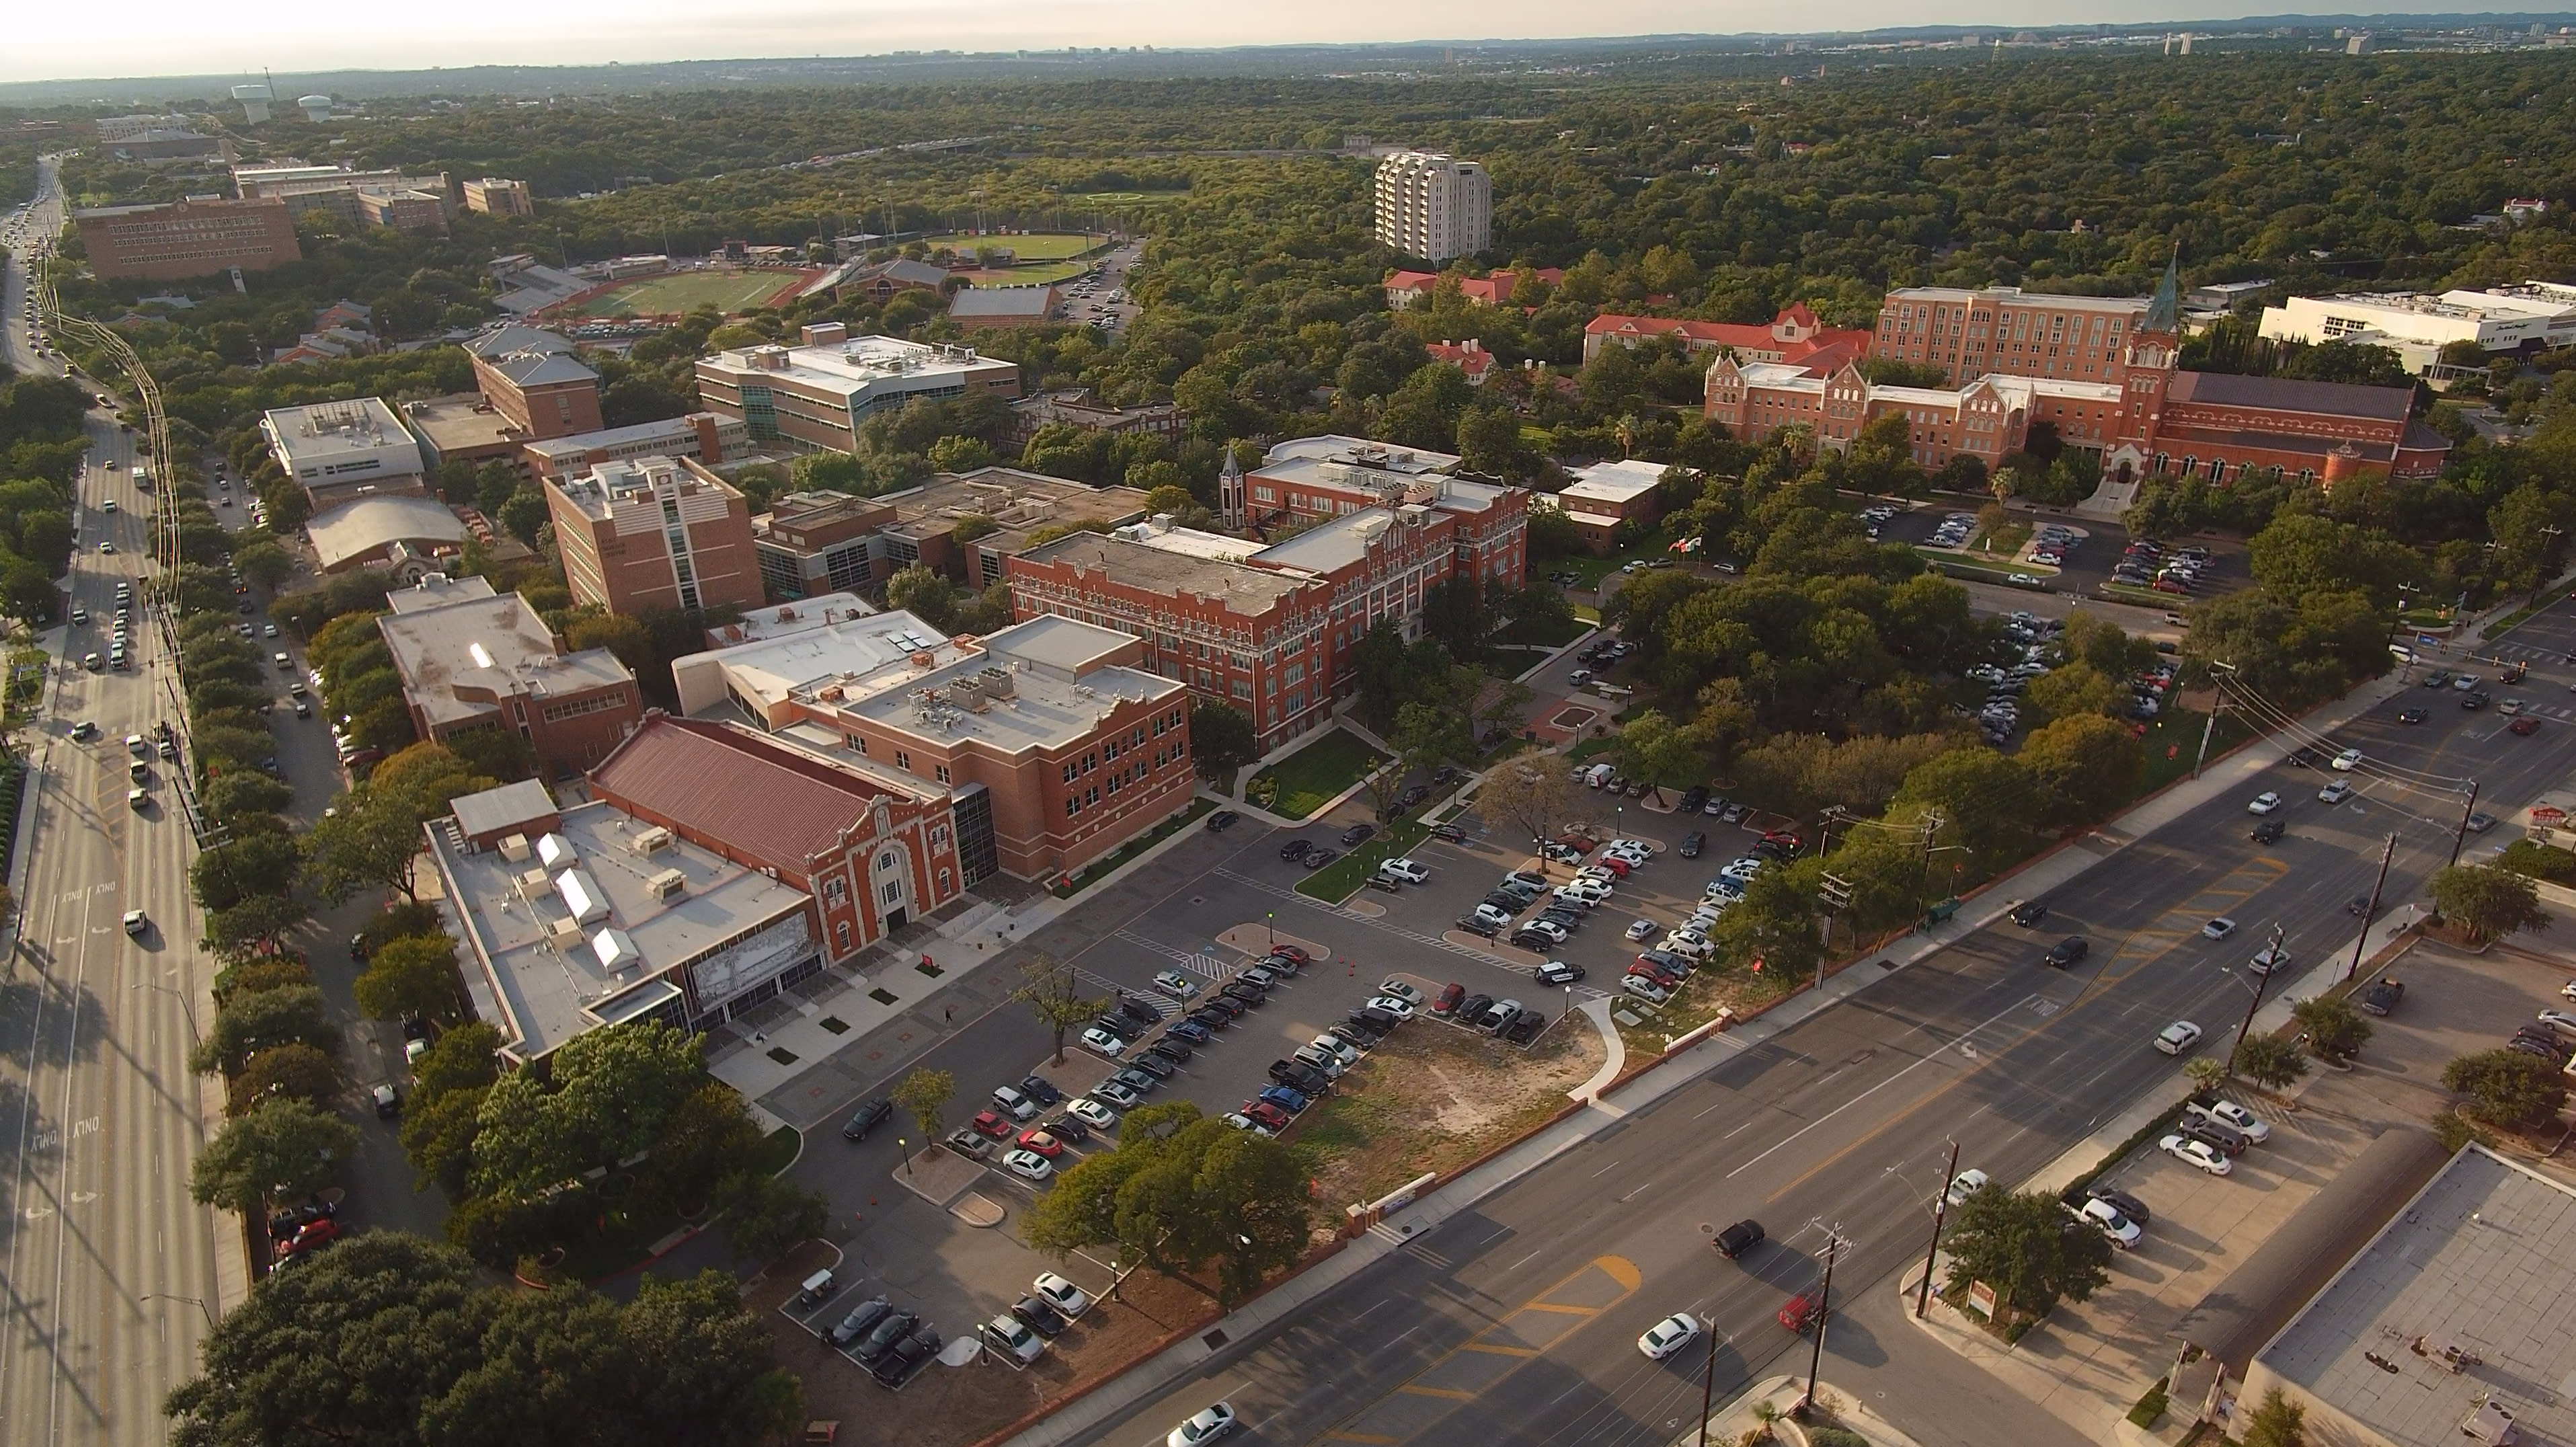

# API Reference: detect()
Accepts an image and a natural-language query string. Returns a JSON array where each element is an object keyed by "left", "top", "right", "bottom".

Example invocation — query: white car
[
  {"left": 2187, "top": 1097, "right": 2271, "bottom": 1142},
  {"left": 1222, "top": 1111, "right": 1276, "bottom": 1138},
  {"left": 2317, "top": 780, "right": 2353, "bottom": 805},
  {"left": 1064, "top": 1097, "right": 1118, "bottom": 1130},
  {"left": 1378, "top": 857, "right": 1430, "bottom": 884},
  {"left": 2331, "top": 748, "right": 2362, "bottom": 771},
  {"left": 1376, "top": 979, "right": 1423, "bottom": 1006},
  {"left": 1308, "top": 1033, "right": 1360, "bottom": 1067},
  {"left": 2072, "top": 1196, "right": 2142, "bottom": 1249},
  {"left": 2246, "top": 792, "right": 2281, "bottom": 815},
  {"left": 1167, "top": 1402, "right": 1237, "bottom": 1447},
  {"left": 1512, "top": 918, "right": 1568, "bottom": 946},
  {"left": 2202, "top": 917, "right": 2237, "bottom": 940},
  {"left": 1602, "top": 843, "right": 1653, "bottom": 865},
  {"left": 2154, "top": 1021, "right": 2204, "bottom": 1056},
  {"left": 1554, "top": 882, "right": 1609, "bottom": 908},
  {"left": 1574, "top": 865, "right": 1621, "bottom": 887},
  {"left": 2160, "top": 1134, "right": 2234, "bottom": 1175},
  {"left": 1659, "top": 931, "right": 1714, "bottom": 960},
  {"left": 1636, "top": 1313, "right": 1701, "bottom": 1360},
  {"left": 1945, "top": 1168, "right": 1990, "bottom": 1206},
  {"left": 2249, "top": 945, "right": 2292, "bottom": 976},
  {"left": 122, "top": 909, "right": 148, "bottom": 936},
  {"left": 1032, "top": 1271, "right": 1093, "bottom": 1318},
  {"left": 1080, "top": 1026, "right": 1129, "bottom": 1059},
  {"left": 1625, "top": 918, "right": 1659, "bottom": 942},
  {"left": 2538, "top": 1009, "right": 2576, "bottom": 1035},
  {"left": 1364, "top": 994, "right": 1418, "bottom": 1020},
  {"left": 1719, "top": 859, "right": 1764, "bottom": 884}
]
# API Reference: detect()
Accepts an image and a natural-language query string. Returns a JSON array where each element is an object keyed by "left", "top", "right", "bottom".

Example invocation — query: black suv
[
  {"left": 842, "top": 1099, "right": 894, "bottom": 1141},
  {"left": 2357, "top": 977, "right": 2405, "bottom": 1017},
  {"left": 2251, "top": 818, "right": 2285, "bottom": 844},
  {"left": 1678, "top": 832, "right": 1705, "bottom": 859},
  {"left": 2045, "top": 936, "right": 2089, "bottom": 968},
  {"left": 1714, "top": 1219, "right": 1766, "bottom": 1259},
  {"left": 2008, "top": 901, "right": 2050, "bottom": 927},
  {"left": 1118, "top": 996, "right": 1163, "bottom": 1027},
  {"left": 1279, "top": 840, "right": 1316, "bottom": 863}
]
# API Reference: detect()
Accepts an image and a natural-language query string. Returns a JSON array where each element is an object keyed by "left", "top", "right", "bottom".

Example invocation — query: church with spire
[{"left": 1706, "top": 251, "right": 2450, "bottom": 490}]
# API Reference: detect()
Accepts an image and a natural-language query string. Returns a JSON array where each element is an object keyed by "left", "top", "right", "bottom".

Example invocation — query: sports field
[
  {"left": 561, "top": 268, "right": 811, "bottom": 319},
  {"left": 918, "top": 231, "right": 1104, "bottom": 260},
  {"left": 951, "top": 260, "right": 1093, "bottom": 287}
]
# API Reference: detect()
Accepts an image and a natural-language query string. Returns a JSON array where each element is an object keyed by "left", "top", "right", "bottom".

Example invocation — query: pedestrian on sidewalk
[{"left": 943, "top": 1005, "right": 952, "bottom": 1024}]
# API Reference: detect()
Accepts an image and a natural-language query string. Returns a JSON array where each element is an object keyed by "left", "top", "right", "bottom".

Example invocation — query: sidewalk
[
  {"left": 1685, "top": 1375, "right": 1931, "bottom": 1447},
  {"left": 991, "top": 643, "right": 2486, "bottom": 1447}
]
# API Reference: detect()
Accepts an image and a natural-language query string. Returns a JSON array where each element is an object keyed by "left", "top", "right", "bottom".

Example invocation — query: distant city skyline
[{"left": 0, "top": 3, "right": 2464, "bottom": 86}]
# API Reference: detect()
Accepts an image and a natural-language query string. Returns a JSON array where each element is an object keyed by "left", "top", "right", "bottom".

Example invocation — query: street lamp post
[
  {"left": 130, "top": 980, "right": 200, "bottom": 1047},
  {"left": 2193, "top": 661, "right": 2238, "bottom": 780},
  {"left": 145, "top": 1293, "right": 215, "bottom": 1329},
  {"left": 898, "top": 1138, "right": 912, "bottom": 1178}
]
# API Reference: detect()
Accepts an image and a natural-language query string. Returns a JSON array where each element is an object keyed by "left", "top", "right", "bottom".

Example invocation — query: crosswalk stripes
[
  {"left": 1111, "top": 928, "right": 1197, "bottom": 965},
  {"left": 1070, "top": 962, "right": 1177, "bottom": 1015}
]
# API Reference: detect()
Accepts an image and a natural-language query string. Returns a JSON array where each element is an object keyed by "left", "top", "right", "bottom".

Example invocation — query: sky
[{"left": 6, "top": 0, "right": 2259, "bottom": 85}]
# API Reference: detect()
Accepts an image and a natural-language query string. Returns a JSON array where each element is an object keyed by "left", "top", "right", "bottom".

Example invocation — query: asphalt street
[
  {"left": 1049, "top": 621, "right": 2576, "bottom": 1447},
  {"left": 1, "top": 160, "right": 226, "bottom": 1447}
]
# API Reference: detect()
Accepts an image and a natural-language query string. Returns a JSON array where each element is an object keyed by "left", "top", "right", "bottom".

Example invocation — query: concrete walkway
[{"left": 1686, "top": 1375, "right": 1932, "bottom": 1447}]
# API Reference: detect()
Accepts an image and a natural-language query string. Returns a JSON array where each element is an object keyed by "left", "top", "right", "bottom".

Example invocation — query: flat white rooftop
[
  {"left": 1559, "top": 459, "right": 1668, "bottom": 507},
  {"left": 702, "top": 335, "right": 1003, "bottom": 406},
  {"left": 671, "top": 609, "right": 951, "bottom": 718}
]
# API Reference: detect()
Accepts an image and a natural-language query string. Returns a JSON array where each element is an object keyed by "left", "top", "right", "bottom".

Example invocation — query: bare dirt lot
[
  {"left": 1299, "top": 1009, "right": 1606, "bottom": 1207},
  {"left": 749, "top": 1240, "right": 1216, "bottom": 1447}
]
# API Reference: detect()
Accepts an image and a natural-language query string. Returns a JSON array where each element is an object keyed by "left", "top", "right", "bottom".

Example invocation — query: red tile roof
[{"left": 588, "top": 713, "right": 891, "bottom": 871}]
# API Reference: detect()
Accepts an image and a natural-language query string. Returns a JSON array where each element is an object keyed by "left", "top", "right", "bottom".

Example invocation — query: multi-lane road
[
  {"left": 2, "top": 161, "right": 225, "bottom": 1447},
  {"left": 1054, "top": 629, "right": 2575, "bottom": 1447}
]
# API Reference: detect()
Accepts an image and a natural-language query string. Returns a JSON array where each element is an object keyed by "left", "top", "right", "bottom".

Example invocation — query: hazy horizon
[{"left": 0, "top": 1, "right": 2495, "bottom": 87}]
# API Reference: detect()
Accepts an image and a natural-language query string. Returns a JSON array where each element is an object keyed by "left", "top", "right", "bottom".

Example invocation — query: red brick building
[
  {"left": 75, "top": 196, "right": 302, "bottom": 282},
  {"left": 546, "top": 455, "right": 763, "bottom": 616},
  {"left": 375, "top": 575, "right": 643, "bottom": 775},
  {"left": 1584, "top": 305, "right": 1873, "bottom": 366},
  {"left": 463, "top": 325, "right": 605, "bottom": 442},
  {"left": 1701, "top": 264, "right": 2449, "bottom": 485},
  {"left": 1238, "top": 436, "right": 1530, "bottom": 591},
  {"left": 590, "top": 713, "right": 965, "bottom": 956}
]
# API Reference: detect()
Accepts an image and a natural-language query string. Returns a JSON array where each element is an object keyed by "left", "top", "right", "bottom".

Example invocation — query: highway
[
  {"left": 1, "top": 157, "right": 224, "bottom": 1447},
  {"left": 1063, "top": 631, "right": 2576, "bottom": 1447}
]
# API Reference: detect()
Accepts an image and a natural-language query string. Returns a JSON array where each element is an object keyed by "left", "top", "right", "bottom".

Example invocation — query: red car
[
  {"left": 2510, "top": 717, "right": 2542, "bottom": 736},
  {"left": 1267, "top": 943, "right": 1313, "bottom": 966},
  {"left": 1779, "top": 1294, "right": 1821, "bottom": 1333},
  {"left": 1017, "top": 1128, "right": 1064, "bottom": 1158},
  {"left": 1761, "top": 831, "right": 1802, "bottom": 851},
  {"left": 970, "top": 1110, "right": 1014, "bottom": 1140},
  {"left": 1587, "top": 856, "right": 1631, "bottom": 877},
  {"left": 1430, "top": 982, "right": 1466, "bottom": 1017},
  {"left": 1242, "top": 1100, "right": 1292, "bottom": 1131},
  {"left": 283, "top": 1218, "right": 341, "bottom": 1255}
]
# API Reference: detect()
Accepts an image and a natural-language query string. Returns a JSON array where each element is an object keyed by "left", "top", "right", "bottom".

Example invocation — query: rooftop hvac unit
[
  {"left": 951, "top": 676, "right": 986, "bottom": 710},
  {"left": 556, "top": 868, "right": 610, "bottom": 926},
  {"left": 818, "top": 685, "right": 845, "bottom": 703},
  {"left": 513, "top": 866, "right": 555, "bottom": 903},
  {"left": 646, "top": 868, "right": 686, "bottom": 901},
  {"left": 547, "top": 916, "right": 586, "bottom": 949},
  {"left": 535, "top": 832, "right": 578, "bottom": 871},
  {"left": 979, "top": 666, "right": 1015, "bottom": 699},
  {"left": 628, "top": 826, "right": 674, "bottom": 856},
  {"left": 497, "top": 832, "right": 531, "bottom": 862},
  {"left": 592, "top": 927, "right": 640, "bottom": 972}
]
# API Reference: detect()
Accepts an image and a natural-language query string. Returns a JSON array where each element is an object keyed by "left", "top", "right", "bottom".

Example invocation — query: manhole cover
[{"left": 1699, "top": 1222, "right": 1715, "bottom": 1235}]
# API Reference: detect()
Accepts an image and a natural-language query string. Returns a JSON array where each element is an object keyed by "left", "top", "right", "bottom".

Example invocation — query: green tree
[
  {"left": 890, "top": 1066, "right": 956, "bottom": 1147},
  {"left": 2018, "top": 713, "right": 2144, "bottom": 827},
  {"left": 1610, "top": 709, "right": 1705, "bottom": 805},
  {"left": 354, "top": 933, "right": 463, "bottom": 1023},
  {"left": 231, "top": 540, "right": 295, "bottom": 590},
  {"left": 2429, "top": 865, "right": 2550, "bottom": 945},
  {"left": 1023, "top": 1102, "right": 1311, "bottom": 1306},
  {"left": 2027, "top": 662, "right": 2124, "bottom": 722},
  {"left": 1475, "top": 758, "right": 1587, "bottom": 849},
  {"left": 301, "top": 785, "right": 430, "bottom": 902},
  {"left": 2231, "top": 1032, "right": 2310, "bottom": 1091},
  {"left": 190, "top": 832, "right": 301, "bottom": 912},
  {"left": 1189, "top": 699, "right": 1258, "bottom": 783},
  {"left": 228, "top": 1044, "right": 344, "bottom": 1114},
  {"left": 1709, "top": 862, "right": 1823, "bottom": 986},
  {"left": 711, "top": 1169, "right": 831, "bottom": 1263},
  {"left": 469, "top": 1020, "right": 705, "bottom": 1200},
  {"left": 1013, "top": 953, "right": 1095, "bottom": 1066},
  {"left": 2241, "top": 1389, "right": 2309, "bottom": 1447},
  {"left": 1889, "top": 748, "right": 2037, "bottom": 871},
  {"left": 189, "top": 1098, "right": 360, "bottom": 1214},
  {"left": 2291, "top": 995, "right": 2372, "bottom": 1064},
  {"left": 204, "top": 894, "right": 311, "bottom": 964},
  {"left": 497, "top": 487, "right": 550, "bottom": 549},
  {"left": 192, "top": 984, "right": 339, "bottom": 1077},
  {"left": 2443, "top": 1050, "right": 2569, "bottom": 1130},
  {"left": 885, "top": 561, "right": 960, "bottom": 631},
  {"left": 1940, "top": 1187, "right": 2114, "bottom": 1322}
]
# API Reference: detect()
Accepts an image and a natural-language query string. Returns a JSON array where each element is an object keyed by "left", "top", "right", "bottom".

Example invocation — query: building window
[
  {"left": 878, "top": 850, "right": 898, "bottom": 871},
  {"left": 937, "top": 868, "right": 952, "bottom": 895},
  {"left": 935, "top": 764, "right": 951, "bottom": 784},
  {"left": 881, "top": 880, "right": 902, "bottom": 904},
  {"left": 822, "top": 876, "right": 848, "bottom": 907},
  {"left": 894, "top": 750, "right": 910, "bottom": 771},
  {"left": 835, "top": 920, "right": 851, "bottom": 951},
  {"left": 847, "top": 734, "right": 868, "bottom": 755},
  {"left": 1062, "top": 760, "right": 1078, "bottom": 783},
  {"left": 1065, "top": 795, "right": 1081, "bottom": 816}
]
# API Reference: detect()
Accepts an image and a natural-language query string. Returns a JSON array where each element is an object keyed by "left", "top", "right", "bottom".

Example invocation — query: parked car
[
  {"left": 1713, "top": 1219, "right": 1766, "bottom": 1259},
  {"left": 2186, "top": 1097, "right": 2271, "bottom": 1142},
  {"left": 2357, "top": 977, "right": 2405, "bottom": 1016},
  {"left": 842, "top": 1099, "right": 894, "bottom": 1141},
  {"left": 2160, "top": 1134, "right": 2233, "bottom": 1175}
]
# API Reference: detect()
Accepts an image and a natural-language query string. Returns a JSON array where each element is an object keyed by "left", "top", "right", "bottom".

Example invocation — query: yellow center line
[
  {"left": 1397, "top": 1386, "right": 1478, "bottom": 1401},
  {"left": 1456, "top": 1343, "right": 1540, "bottom": 1358},
  {"left": 1514, "top": 1302, "right": 1602, "bottom": 1317},
  {"left": 1325, "top": 1434, "right": 1402, "bottom": 1444}
]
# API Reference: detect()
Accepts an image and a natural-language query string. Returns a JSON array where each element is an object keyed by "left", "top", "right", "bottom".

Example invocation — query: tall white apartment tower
[{"left": 1374, "top": 151, "right": 1491, "bottom": 262}]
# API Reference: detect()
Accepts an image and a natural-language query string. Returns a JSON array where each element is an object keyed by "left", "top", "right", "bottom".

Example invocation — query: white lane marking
[{"left": 1725, "top": 995, "right": 2033, "bottom": 1181}]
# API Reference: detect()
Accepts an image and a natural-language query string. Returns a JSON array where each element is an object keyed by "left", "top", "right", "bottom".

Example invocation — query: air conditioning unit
[
  {"left": 497, "top": 832, "right": 531, "bottom": 861},
  {"left": 647, "top": 868, "right": 686, "bottom": 901},
  {"left": 547, "top": 916, "right": 586, "bottom": 948},
  {"left": 513, "top": 866, "right": 554, "bottom": 903},
  {"left": 629, "top": 826, "right": 674, "bottom": 856}
]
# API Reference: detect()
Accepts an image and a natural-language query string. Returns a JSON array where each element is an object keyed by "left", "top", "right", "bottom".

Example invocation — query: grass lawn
[
  {"left": 563, "top": 268, "right": 808, "bottom": 318},
  {"left": 2134, "top": 703, "right": 2255, "bottom": 799},
  {"left": 1559, "top": 549, "right": 1658, "bottom": 591},
  {"left": 1970, "top": 520, "right": 2033, "bottom": 561},
  {"left": 953, "top": 259, "right": 1093, "bottom": 286},
  {"left": 919, "top": 231, "right": 1105, "bottom": 260},
  {"left": 1248, "top": 728, "right": 1386, "bottom": 820},
  {"left": 1296, "top": 818, "right": 1430, "bottom": 902},
  {"left": 2100, "top": 580, "right": 2177, "bottom": 607},
  {"left": 1495, "top": 613, "right": 1592, "bottom": 649},
  {"left": 1918, "top": 551, "right": 2053, "bottom": 586},
  {"left": 1050, "top": 797, "right": 1218, "bottom": 898}
]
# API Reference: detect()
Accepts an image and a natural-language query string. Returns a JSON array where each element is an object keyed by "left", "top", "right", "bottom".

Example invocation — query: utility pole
[
  {"left": 2448, "top": 780, "right": 2482, "bottom": 867},
  {"left": 2193, "top": 660, "right": 2236, "bottom": 779},
  {"left": 1695, "top": 1317, "right": 1722, "bottom": 1447},
  {"left": 1915, "top": 1138, "right": 1959, "bottom": 1319},
  {"left": 1818, "top": 872, "right": 1854, "bottom": 988},
  {"left": 2345, "top": 832, "right": 2397, "bottom": 983},
  {"left": 1798, "top": 1225, "right": 1847, "bottom": 1418},
  {"left": 2226, "top": 923, "right": 2281, "bottom": 1079},
  {"left": 1912, "top": 814, "right": 1945, "bottom": 921}
]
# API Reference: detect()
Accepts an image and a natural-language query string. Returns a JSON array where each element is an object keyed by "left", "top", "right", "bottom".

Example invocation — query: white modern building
[
  {"left": 2258, "top": 283, "right": 2576, "bottom": 374},
  {"left": 258, "top": 397, "right": 429, "bottom": 513},
  {"left": 1374, "top": 151, "right": 1491, "bottom": 263}
]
